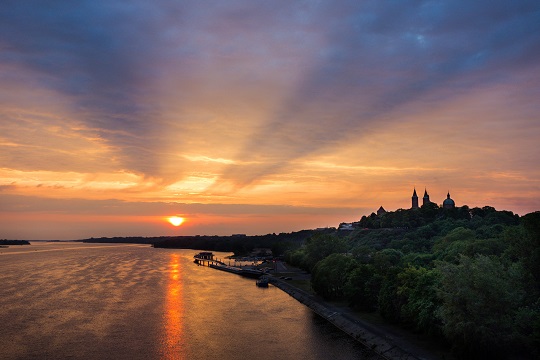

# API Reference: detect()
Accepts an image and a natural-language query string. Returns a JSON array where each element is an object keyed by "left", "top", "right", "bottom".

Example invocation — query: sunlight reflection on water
[
  {"left": 0, "top": 244, "right": 371, "bottom": 360},
  {"left": 162, "top": 254, "right": 185, "bottom": 360}
]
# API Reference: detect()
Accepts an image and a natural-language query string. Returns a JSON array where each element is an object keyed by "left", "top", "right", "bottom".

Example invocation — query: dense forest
[
  {"left": 0, "top": 239, "right": 30, "bottom": 245},
  {"left": 152, "top": 230, "right": 325, "bottom": 255},
  {"left": 84, "top": 229, "right": 333, "bottom": 256},
  {"left": 285, "top": 205, "right": 540, "bottom": 359}
]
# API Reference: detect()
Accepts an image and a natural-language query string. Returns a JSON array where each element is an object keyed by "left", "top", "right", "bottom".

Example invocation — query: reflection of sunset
[
  {"left": 162, "top": 254, "right": 185, "bottom": 360},
  {"left": 2, "top": 1, "right": 540, "bottom": 242}
]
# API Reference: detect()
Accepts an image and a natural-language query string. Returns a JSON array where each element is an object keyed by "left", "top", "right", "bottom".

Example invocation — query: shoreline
[
  {"left": 262, "top": 260, "right": 451, "bottom": 360},
  {"left": 195, "top": 254, "right": 449, "bottom": 359},
  {"left": 268, "top": 277, "right": 422, "bottom": 360}
]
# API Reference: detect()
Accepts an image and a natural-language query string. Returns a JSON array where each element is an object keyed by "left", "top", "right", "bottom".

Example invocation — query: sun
[{"left": 167, "top": 216, "right": 185, "bottom": 227}]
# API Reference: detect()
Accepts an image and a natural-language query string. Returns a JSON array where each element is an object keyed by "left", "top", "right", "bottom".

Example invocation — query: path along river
[{"left": 0, "top": 242, "right": 379, "bottom": 360}]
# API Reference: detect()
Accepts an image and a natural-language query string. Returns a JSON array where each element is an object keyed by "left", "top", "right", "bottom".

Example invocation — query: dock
[{"left": 194, "top": 252, "right": 264, "bottom": 278}]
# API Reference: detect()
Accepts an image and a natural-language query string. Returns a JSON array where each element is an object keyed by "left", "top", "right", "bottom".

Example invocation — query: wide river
[{"left": 0, "top": 242, "right": 375, "bottom": 360}]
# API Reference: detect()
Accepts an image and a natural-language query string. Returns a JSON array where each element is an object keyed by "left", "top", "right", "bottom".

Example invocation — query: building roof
[{"left": 443, "top": 192, "right": 455, "bottom": 205}]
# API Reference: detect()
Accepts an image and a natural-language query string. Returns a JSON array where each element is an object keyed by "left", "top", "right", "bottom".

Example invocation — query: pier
[
  {"left": 194, "top": 252, "right": 264, "bottom": 278},
  {"left": 193, "top": 252, "right": 227, "bottom": 266}
]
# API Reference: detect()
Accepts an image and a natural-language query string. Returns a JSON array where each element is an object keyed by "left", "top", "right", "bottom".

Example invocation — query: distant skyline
[{"left": 1, "top": 1, "right": 540, "bottom": 239}]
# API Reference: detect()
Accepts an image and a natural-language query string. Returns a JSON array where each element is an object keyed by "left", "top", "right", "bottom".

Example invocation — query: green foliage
[
  {"left": 378, "top": 268, "right": 404, "bottom": 323},
  {"left": 469, "top": 206, "right": 520, "bottom": 229},
  {"left": 350, "top": 228, "right": 405, "bottom": 250},
  {"left": 351, "top": 245, "right": 375, "bottom": 264},
  {"left": 401, "top": 252, "right": 435, "bottom": 268},
  {"left": 520, "top": 212, "right": 540, "bottom": 292},
  {"left": 513, "top": 299, "right": 540, "bottom": 355},
  {"left": 433, "top": 227, "right": 508, "bottom": 262},
  {"left": 284, "top": 248, "right": 309, "bottom": 271},
  {"left": 397, "top": 266, "right": 441, "bottom": 334},
  {"left": 437, "top": 255, "right": 531, "bottom": 358},
  {"left": 287, "top": 207, "right": 539, "bottom": 358},
  {"left": 373, "top": 248, "right": 403, "bottom": 273},
  {"left": 303, "top": 234, "right": 348, "bottom": 271},
  {"left": 151, "top": 229, "right": 319, "bottom": 254},
  {"left": 433, "top": 227, "right": 476, "bottom": 262},
  {"left": 311, "top": 254, "right": 357, "bottom": 300},
  {"left": 344, "top": 264, "right": 381, "bottom": 311},
  {"left": 475, "top": 224, "right": 504, "bottom": 239},
  {"left": 271, "top": 240, "right": 291, "bottom": 256}
]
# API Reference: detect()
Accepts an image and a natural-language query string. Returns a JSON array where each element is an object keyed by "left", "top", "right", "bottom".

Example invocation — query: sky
[{"left": 1, "top": 0, "right": 540, "bottom": 240}]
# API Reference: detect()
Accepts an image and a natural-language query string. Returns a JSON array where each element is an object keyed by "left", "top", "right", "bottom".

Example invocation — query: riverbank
[{"left": 267, "top": 262, "right": 453, "bottom": 360}]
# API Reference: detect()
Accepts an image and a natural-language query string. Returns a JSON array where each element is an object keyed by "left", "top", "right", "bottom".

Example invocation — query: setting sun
[{"left": 167, "top": 216, "right": 185, "bottom": 227}]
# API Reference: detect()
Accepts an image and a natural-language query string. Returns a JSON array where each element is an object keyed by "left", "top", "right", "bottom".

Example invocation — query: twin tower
[{"left": 411, "top": 188, "right": 455, "bottom": 209}]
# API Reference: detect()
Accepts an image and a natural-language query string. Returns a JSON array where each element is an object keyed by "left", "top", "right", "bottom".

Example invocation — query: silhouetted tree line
[
  {"left": 285, "top": 206, "right": 539, "bottom": 359},
  {"left": 81, "top": 237, "right": 157, "bottom": 245},
  {"left": 153, "top": 230, "right": 335, "bottom": 256},
  {"left": 0, "top": 239, "right": 31, "bottom": 245},
  {"left": 83, "top": 229, "right": 334, "bottom": 256}
]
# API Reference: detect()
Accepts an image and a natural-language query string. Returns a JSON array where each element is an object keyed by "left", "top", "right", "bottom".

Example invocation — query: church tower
[
  {"left": 412, "top": 188, "right": 419, "bottom": 209},
  {"left": 443, "top": 192, "right": 456, "bottom": 209},
  {"left": 423, "top": 188, "right": 430, "bottom": 206}
]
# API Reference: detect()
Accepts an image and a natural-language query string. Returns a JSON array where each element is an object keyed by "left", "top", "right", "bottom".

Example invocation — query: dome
[
  {"left": 443, "top": 192, "right": 455, "bottom": 208},
  {"left": 443, "top": 198, "right": 455, "bottom": 205}
]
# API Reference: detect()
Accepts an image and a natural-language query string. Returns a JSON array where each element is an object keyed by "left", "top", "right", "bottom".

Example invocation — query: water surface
[{"left": 0, "top": 242, "right": 373, "bottom": 359}]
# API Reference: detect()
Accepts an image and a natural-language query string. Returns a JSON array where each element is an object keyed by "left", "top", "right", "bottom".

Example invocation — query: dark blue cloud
[
  {"left": 1, "top": 0, "right": 539, "bottom": 183},
  {"left": 1, "top": 0, "right": 191, "bottom": 175},
  {"left": 217, "top": 0, "right": 540, "bottom": 185}
]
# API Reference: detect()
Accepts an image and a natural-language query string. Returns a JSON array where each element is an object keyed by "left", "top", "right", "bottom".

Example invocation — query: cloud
[
  {"left": 1, "top": 0, "right": 187, "bottom": 177},
  {"left": 0, "top": 193, "right": 358, "bottom": 218},
  {"left": 1, "top": 0, "right": 539, "bottom": 189},
  {"left": 215, "top": 0, "right": 540, "bottom": 186}
]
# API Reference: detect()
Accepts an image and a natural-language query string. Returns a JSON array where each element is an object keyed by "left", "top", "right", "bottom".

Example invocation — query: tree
[
  {"left": 344, "top": 264, "right": 381, "bottom": 311},
  {"left": 304, "top": 234, "right": 348, "bottom": 271},
  {"left": 521, "top": 212, "right": 540, "bottom": 292},
  {"left": 437, "top": 255, "right": 528, "bottom": 358},
  {"left": 433, "top": 227, "right": 475, "bottom": 262},
  {"left": 284, "top": 248, "right": 308, "bottom": 270},
  {"left": 397, "top": 266, "right": 441, "bottom": 334},
  {"left": 378, "top": 267, "right": 404, "bottom": 322},
  {"left": 311, "top": 254, "right": 357, "bottom": 300},
  {"left": 373, "top": 248, "right": 403, "bottom": 273}
]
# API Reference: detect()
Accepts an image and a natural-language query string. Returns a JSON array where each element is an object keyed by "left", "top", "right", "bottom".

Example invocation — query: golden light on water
[
  {"left": 162, "top": 254, "right": 185, "bottom": 360},
  {"left": 167, "top": 216, "right": 185, "bottom": 227}
]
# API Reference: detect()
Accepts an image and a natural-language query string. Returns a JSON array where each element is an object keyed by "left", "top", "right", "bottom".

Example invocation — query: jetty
[{"left": 194, "top": 252, "right": 264, "bottom": 278}]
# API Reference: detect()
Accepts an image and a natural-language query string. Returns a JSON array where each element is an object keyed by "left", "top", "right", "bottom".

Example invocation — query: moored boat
[{"left": 256, "top": 276, "right": 269, "bottom": 287}]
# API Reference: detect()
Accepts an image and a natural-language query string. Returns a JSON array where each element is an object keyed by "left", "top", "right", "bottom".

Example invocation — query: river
[{"left": 0, "top": 242, "right": 375, "bottom": 359}]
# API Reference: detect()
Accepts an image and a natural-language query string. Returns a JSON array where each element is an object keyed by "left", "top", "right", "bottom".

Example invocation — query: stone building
[
  {"left": 411, "top": 188, "right": 455, "bottom": 209},
  {"left": 443, "top": 192, "right": 456, "bottom": 209},
  {"left": 412, "top": 188, "right": 419, "bottom": 209},
  {"left": 423, "top": 189, "right": 430, "bottom": 206}
]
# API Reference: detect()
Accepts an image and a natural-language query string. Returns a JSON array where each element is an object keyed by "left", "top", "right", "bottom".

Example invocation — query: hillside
[{"left": 285, "top": 206, "right": 540, "bottom": 359}]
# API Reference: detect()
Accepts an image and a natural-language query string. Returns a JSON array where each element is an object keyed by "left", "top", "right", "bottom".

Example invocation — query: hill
[{"left": 285, "top": 206, "right": 539, "bottom": 359}]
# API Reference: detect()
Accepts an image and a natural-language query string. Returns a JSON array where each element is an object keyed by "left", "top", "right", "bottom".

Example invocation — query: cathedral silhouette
[{"left": 411, "top": 188, "right": 455, "bottom": 209}]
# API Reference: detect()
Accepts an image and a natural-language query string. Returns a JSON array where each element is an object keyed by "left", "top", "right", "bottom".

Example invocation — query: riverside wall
[{"left": 268, "top": 278, "right": 424, "bottom": 360}]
